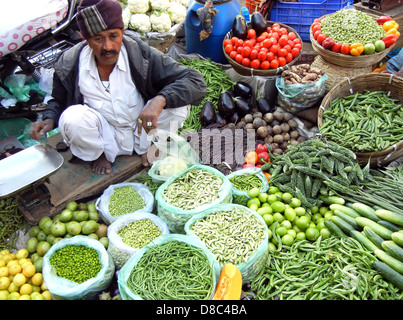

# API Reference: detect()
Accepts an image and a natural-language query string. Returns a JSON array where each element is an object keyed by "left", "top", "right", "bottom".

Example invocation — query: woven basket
[
  {"left": 310, "top": 14, "right": 396, "bottom": 68},
  {"left": 311, "top": 55, "right": 372, "bottom": 92},
  {"left": 318, "top": 73, "right": 403, "bottom": 167},
  {"left": 223, "top": 21, "right": 302, "bottom": 77}
]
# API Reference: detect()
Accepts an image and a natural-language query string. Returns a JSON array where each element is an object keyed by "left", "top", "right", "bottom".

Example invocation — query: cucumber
[
  {"left": 330, "top": 215, "right": 354, "bottom": 236},
  {"left": 375, "top": 209, "right": 403, "bottom": 227},
  {"left": 319, "top": 196, "right": 345, "bottom": 205},
  {"left": 382, "top": 241, "right": 403, "bottom": 262},
  {"left": 350, "top": 230, "right": 378, "bottom": 252},
  {"left": 363, "top": 226, "right": 384, "bottom": 249},
  {"left": 373, "top": 261, "right": 403, "bottom": 290},
  {"left": 355, "top": 217, "right": 393, "bottom": 240},
  {"left": 324, "top": 220, "right": 347, "bottom": 238},
  {"left": 334, "top": 210, "right": 360, "bottom": 229},
  {"left": 329, "top": 204, "right": 360, "bottom": 219},
  {"left": 378, "top": 220, "right": 402, "bottom": 232},
  {"left": 374, "top": 249, "right": 403, "bottom": 274},
  {"left": 392, "top": 232, "right": 403, "bottom": 247},
  {"left": 352, "top": 202, "right": 379, "bottom": 222}
]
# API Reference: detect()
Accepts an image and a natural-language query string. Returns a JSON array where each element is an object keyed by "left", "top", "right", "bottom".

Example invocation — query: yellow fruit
[
  {"left": 8, "top": 275, "right": 14, "bottom": 282},
  {"left": 18, "top": 258, "right": 31, "bottom": 267},
  {"left": 16, "top": 249, "right": 29, "bottom": 259},
  {"left": 8, "top": 264, "right": 22, "bottom": 276},
  {"left": 7, "top": 292, "right": 20, "bottom": 300},
  {"left": 41, "top": 281, "right": 48, "bottom": 291},
  {"left": 0, "top": 290, "right": 8, "bottom": 300},
  {"left": 0, "top": 266, "right": 8, "bottom": 278},
  {"left": 31, "top": 285, "right": 41, "bottom": 293},
  {"left": 0, "top": 260, "right": 5, "bottom": 267},
  {"left": 19, "top": 294, "right": 31, "bottom": 300},
  {"left": 7, "top": 282, "right": 19, "bottom": 293},
  {"left": 7, "top": 260, "right": 19, "bottom": 268},
  {"left": 0, "top": 277, "right": 10, "bottom": 290},
  {"left": 31, "top": 292, "right": 44, "bottom": 300},
  {"left": 13, "top": 273, "right": 26, "bottom": 287},
  {"left": 42, "top": 290, "right": 52, "bottom": 300},
  {"left": 19, "top": 283, "right": 33, "bottom": 295},
  {"left": 2, "top": 254, "right": 14, "bottom": 264},
  {"left": 0, "top": 249, "right": 10, "bottom": 255},
  {"left": 22, "top": 264, "right": 36, "bottom": 278},
  {"left": 31, "top": 273, "right": 43, "bottom": 286}
]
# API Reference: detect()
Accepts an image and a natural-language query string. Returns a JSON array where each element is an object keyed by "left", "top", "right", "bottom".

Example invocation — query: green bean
[{"left": 229, "top": 173, "right": 263, "bottom": 191}]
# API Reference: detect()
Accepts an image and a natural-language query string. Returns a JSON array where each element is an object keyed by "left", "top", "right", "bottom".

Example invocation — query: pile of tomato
[{"left": 223, "top": 23, "right": 302, "bottom": 70}]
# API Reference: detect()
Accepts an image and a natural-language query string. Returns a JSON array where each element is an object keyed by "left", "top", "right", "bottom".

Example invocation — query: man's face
[{"left": 87, "top": 28, "right": 124, "bottom": 67}]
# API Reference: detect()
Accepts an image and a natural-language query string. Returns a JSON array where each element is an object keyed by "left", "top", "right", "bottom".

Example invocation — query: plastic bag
[
  {"left": 148, "top": 129, "right": 200, "bottom": 183},
  {"left": 107, "top": 212, "right": 170, "bottom": 269},
  {"left": 0, "top": 74, "right": 45, "bottom": 102},
  {"left": 117, "top": 234, "right": 221, "bottom": 300},
  {"left": 95, "top": 182, "right": 154, "bottom": 225},
  {"left": 226, "top": 167, "right": 269, "bottom": 197},
  {"left": 275, "top": 74, "right": 328, "bottom": 113},
  {"left": 184, "top": 203, "right": 269, "bottom": 284},
  {"left": 42, "top": 236, "right": 115, "bottom": 300},
  {"left": 155, "top": 164, "right": 232, "bottom": 234}
]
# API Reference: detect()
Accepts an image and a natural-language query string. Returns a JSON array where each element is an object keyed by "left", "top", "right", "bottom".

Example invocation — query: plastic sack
[
  {"left": 226, "top": 167, "right": 269, "bottom": 197},
  {"left": 95, "top": 182, "right": 154, "bottom": 225},
  {"left": 117, "top": 234, "right": 221, "bottom": 300},
  {"left": 107, "top": 212, "right": 170, "bottom": 269},
  {"left": 0, "top": 74, "right": 46, "bottom": 102},
  {"left": 275, "top": 74, "right": 328, "bottom": 113},
  {"left": 155, "top": 164, "right": 232, "bottom": 234},
  {"left": 184, "top": 203, "right": 269, "bottom": 284},
  {"left": 42, "top": 236, "right": 115, "bottom": 300}
]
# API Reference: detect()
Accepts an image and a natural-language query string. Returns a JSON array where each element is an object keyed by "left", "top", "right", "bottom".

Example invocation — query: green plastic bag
[
  {"left": 155, "top": 164, "right": 232, "bottom": 234},
  {"left": 117, "top": 234, "right": 221, "bottom": 300},
  {"left": 184, "top": 203, "right": 269, "bottom": 284},
  {"left": 42, "top": 236, "right": 115, "bottom": 300},
  {"left": 226, "top": 167, "right": 269, "bottom": 197}
]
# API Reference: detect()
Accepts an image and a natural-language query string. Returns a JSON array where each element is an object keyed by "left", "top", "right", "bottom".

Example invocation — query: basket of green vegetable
[
  {"left": 318, "top": 73, "right": 403, "bottom": 167},
  {"left": 310, "top": 9, "right": 398, "bottom": 68}
]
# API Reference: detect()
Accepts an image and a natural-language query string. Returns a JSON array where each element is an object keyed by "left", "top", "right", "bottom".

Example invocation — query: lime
[
  {"left": 271, "top": 201, "right": 286, "bottom": 213},
  {"left": 272, "top": 212, "right": 284, "bottom": 223},
  {"left": 66, "top": 201, "right": 78, "bottom": 212},
  {"left": 28, "top": 226, "right": 41, "bottom": 238},
  {"left": 66, "top": 221, "right": 82, "bottom": 236},
  {"left": 261, "top": 202, "right": 271, "bottom": 208},
  {"left": 295, "top": 216, "right": 310, "bottom": 230},
  {"left": 306, "top": 227, "right": 320, "bottom": 241},
  {"left": 46, "top": 234, "right": 57, "bottom": 245},
  {"left": 78, "top": 203, "right": 88, "bottom": 211},
  {"left": 33, "top": 257, "right": 43, "bottom": 273},
  {"left": 247, "top": 198, "right": 261, "bottom": 208},
  {"left": 257, "top": 206, "right": 273, "bottom": 216},
  {"left": 88, "top": 233, "right": 99, "bottom": 240},
  {"left": 38, "top": 216, "right": 52, "bottom": 230},
  {"left": 36, "top": 230, "right": 47, "bottom": 241},
  {"left": 268, "top": 242, "right": 276, "bottom": 252},
  {"left": 59, "top": 209, "right": 73, "bottom": 222},
  {"left": 316, "top": 220, "right": 325, "bottom": 231},
  {"left": 36, "top": 241, "right": 51, "bottom": 257},
  {"left": 268, "top": 186, "right": 279, "bottom": 194},
  {"left": 287, "top": 229, "right": 296, "bottom": 239},
  {"left": 310, "top": 206, "right": 319, "bottom": 214},
  {"left": 266, "top": 194, "right": 278, "bottom": 204},
  {"left": 26, "top": 238, "right": 39, "bottom": 254},
  {"left": 267, "top": 229, "right": 273, "bottom": 240},
  {"left": 284, "top": 207, "right": 296, "bottom": 222},
  {"left": 319, "top": 206, "right": 329, "bottom": 215},
  {"left": 99, "top": 237, "right": 109, "bottom": 249},
  {"left": 281, "top": 192, "right": 293, "bottom": 203},
  {"left": 282, "top": 234, "right": 294, "bottom": 246},
  {"left": 88, "top": 210, "right": 99, "bottom": 222},
  {"left": 294, "top": 207, "right": 306, "bottom": 216},
  {"left": 324, "top": 211, "right": 334, "bottom": 220},
  {"left": 289, "top": 197, "right": 302, "bottom": 208},
  {"left": 73, "top": 210, "right": 89, "bottom": 222},
  {"left": 274, "top": 192, "right": 283, "bottom": 199},
  {"left": 248, "top": 187, "right": 260, "bottom": 198},
  {"left": 249, "top": 204, "right": 259, "bottom": 212},
  {"left": 312, "top": 213, "right": 323, "bottom": 222},
  {"left": 262, "top": 214, "right": 274, "bottom": 226},
  {"left": 275, "top": 226, "right": 288, "bottom": 237},
  {"left": 320, "top": 227, "right": 331, "bottom": 239},
  {"left": 281, "top": 220, "right": 292, "bottom": 230},
  {"left": 258, "top": 193, "right": 268, "bottom": 203},
  {"left": 50, "top": 221, "right": 67, "bottom": 237},
  {"left": 296, "top": 232, "right": 306, "bottom": 240},
  {"left": 87, "top": 203, "right": 97, "bottom": 212}
]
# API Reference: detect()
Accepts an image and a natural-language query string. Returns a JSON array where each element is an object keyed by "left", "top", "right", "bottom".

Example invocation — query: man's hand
[
  {"left": 30, "top": 118, "right": 55, "bottom": 140},
  {"left": 137, "top": 95, "right": 166, "bottom": 135}
]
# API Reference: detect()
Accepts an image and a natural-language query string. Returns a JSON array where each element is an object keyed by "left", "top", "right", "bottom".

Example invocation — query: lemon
[
  {"left": 31, "top": 292, "right": 44, "bottom": 300},
  {"left": 18, "top": 258, "right": 30, "bottom": 266},
  {"left": 41, "top": 281, "right": 48, "bottom": 291},
  {"left": 13, "top": 273, "right": 26, "bottom": 287},
  {"left": 0, "top": 289, "right": 8, "bottom": 300},
  {"left": 19, "top": 283, "right": 33, "bottom": 295},
  {"left": 7, "top": 282, "right": 19, "bottom": 293},
  {"left": 8, "top": 264, "right": 22, "bottom": 276},
  {"left": 31, "top": 273, "right": 43, "bottom": 286},
  {"left": 31, "top": 285, "right": 41, "bottom": 293},
  {"left": 42, "top": 290, "right": 52, "bottom": 300},
  {"left": 2, "top": 254, "right": 14, "bottom": 264},
  {"left": 16, "top": 249, "right": 29, "bottom": 260},
  {"left": 0, "top": 260, "right": 5, "bottom": 268},
  {"left": 7, "top": 292, "right": 20, "bottom": 300},
  {"left": 0, "top": 249, "right": 10, "bottom": 255},
  {"left": 19, "top": 294, "right": 31, "bottom": 300},
  {"left": 7, "top": 260, "right": 19, "bottom": 268},
  {"left": 0, "top": 276, "right": 10, "bottom": 290},
  {"left": 22, "top": 264, "right": 36, "bottom": 278},
  {"left": 0, "top": 266, "right": 9, "bottom": 278}
]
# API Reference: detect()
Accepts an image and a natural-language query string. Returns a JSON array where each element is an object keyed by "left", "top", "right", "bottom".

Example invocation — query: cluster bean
[
  {"left": 108, "top": 186, "right": 146, "bottom": 216},
  {"left": 320, "top": 9, "right": 385, "bottom": 44},
  {"left": 250, "top": 237, "right": 403, "bottom": 300},
  {"left": 49, "top": 245, "right": 102, "bottom": 284},
  {"left": 162, "top": 169, "right": 223, "bottom": 210},
  {"left": 229, "top": 173, "right": 263, "bottom": 192},
  {"left": 118, "top": 219, "right": 162, "bottom": 249},
  {"left": 190, "top": 207, "right": 266, "bottom": 265},
  {"left": 127, "top": 240, "right": 214, "bottom": 300}
]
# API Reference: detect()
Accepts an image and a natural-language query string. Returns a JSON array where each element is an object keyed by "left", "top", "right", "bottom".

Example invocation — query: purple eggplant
[
  {"left": 234, "top": 97, "right": 252, "bottom": 117},
  {"left": 232, "top": 15, "right": 247, "bottom": 39},
  {"left": 200, "top": 101, "right": 216, "bottom": 127},
  {"left": 256, "top": 97, "right": 273, "bottom": 114},
  {"left": 233, "top": 81, "right": 253, "bottom": 100},
  {"left": 217, "top": 91, "right": 235, "bottom": 119}
]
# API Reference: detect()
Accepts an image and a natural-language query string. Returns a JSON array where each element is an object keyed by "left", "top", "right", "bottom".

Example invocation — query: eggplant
[
  {"left": 256, "top": 97, "right": 273, "bottom": 114},
  {"left": 234, "top": 97, "right": 252, "bottom": 117},
  {"left": 232, "top": 15, "right": 247, "bottom": 39},
  {"left": 233, "top": 81, "right": 253, "bottom": 100},
  {"left": 215, "top": 112, "right": 227, "bottom": 126},
  {"left": 217, "top": 91, "right": 235, "bottom": 119},
  {"left": 200, "top": 101, "right": 216, "bottom": 127},
  {"left": 229, "top": 112, "right": 240, "bottom": 124},
  {"left": 251, "top": 12, "right": 267, "bottom": 35}
]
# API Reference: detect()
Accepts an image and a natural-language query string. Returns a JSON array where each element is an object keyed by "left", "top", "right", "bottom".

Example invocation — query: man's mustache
[{"left": 101, "top": 50, "right": 118, "bottom": 56}]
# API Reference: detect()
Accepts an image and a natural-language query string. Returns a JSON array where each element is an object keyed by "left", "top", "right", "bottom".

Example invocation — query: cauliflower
[
  {"left": 150, "top": 0, "right": 170, "bottom": 10},
  {"left": 150, "top": 11, "right": 172, "bottom": 33},
  {"left": 176, "top": 0, "right": 190, "bottom": 7},
  {"left": 129, "top": 13, "right": 152, "bottom": 33},
  {"left": 122, "top": 6, "right": 132, "bottom": 28},
  {"left": 128, "top": 0, "right": 150, "bottom": 14},
  {"left": 158, "top": 156, "right": 188, "bottom": 177},
  {"left": 168, "top": 1, "right": 187, "bottom": 24}
]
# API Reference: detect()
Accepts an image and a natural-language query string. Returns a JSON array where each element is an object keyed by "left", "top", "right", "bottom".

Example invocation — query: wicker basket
[
  {"left": 223, "top": 21, "right": 302, "bottom": 77},
  {"left": 318, "top": 73, "right": 403, "bottom": 167},
  {"left": 309, "top": 14, "right": 396, "bottom": 68}
]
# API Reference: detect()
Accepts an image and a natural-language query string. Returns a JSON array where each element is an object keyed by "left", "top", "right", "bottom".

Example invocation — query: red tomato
[
  {"left": 266, "top": 26, "right": 272, "bottom": 33},
  {"left": 260, "top": 60, "right": 270, "bottom": 70},
  {"left": 294, "top": 43, "right": 303, "bottom": 50},
  {"left": 316, "top": 33, "right": 327, "bottom": 44},
  {"left": 254, "top": 43, "right": 262, "bottom": 51},
  {"left": 229, "top": 50, "right": 237, "bottom": 59},
  {"left": 248, "top": 29, "right": 257, "bottom": 39},
  {"left": 242, "top": 57, "right": 250, "bottom": 67},
  {"left": 288, "top": 39, "right": 295, "bottom": 48},
  {"left": 288, "top": 32, "right": 297, "bottom": 41},
  {"left": 340, "top": 43, "right": 350, "bottom": 55},
  {"left": 235, "top": 54, "right": 243, "bottom": 64},
  {"left": 237, "top": 46, "right": 244, "bottom": 54},
  {"left": 242, "top": 47, "right": 251, "bottom": 57},
  {"left": 271, "top": 23, "right": 281, "bottom": 32},
  {"left": 261, "top": 31, "right": 270, "bottom": 38},
  {"left": 271, "top": 32, "right": 280, "bottom": 40},
  {"left": 314, "top": 30, "right": 321, "bottom": 40},
  {"left": 270, "top": 59, "right": 279, "bottom": 69},
  {"left": 277, "top": 48, "right": 288, "bottom": 57},
  {"left": 266, "top": 51, "right": 275, "bottom": 61},
  {"left": 313, "top": 18, "right": 321, "bottom": 24},
  {"left": 291, "top": 47, "right": 300, "bottom": 58},
  {"left": 278, "top": 35, "right": 289, "bottom": 47},
  {"left": 250, "top": 48, "right": 259, "bottom": 60},
  {"left": 332, "top": 42, "right": 342, "bottom": 53},
  {"left": 250, "top": 59, "right": 260, "bottom": 69},
  {"left": 256, "top": 35, "right": 266, "bottom": 43},
  {"left": 262, "top": 38, "right": 272, "bottom": 48},
  {"left": 270, "top": 44, "right": 279, "bottom": 54},
  {"left": 270, "top": 37, "right": 278, "bottom": 45},
  {"left": 260, "top": 47, "right": 269, "bottom": 53},
  {"left": 312, "top": 23, "right": 321, "bottom": 33},
  {"left": 279, "top": 27, "right": 288, "bottom": 36},
  {"left": 293, "top": 38, "right": 301, "bottom": 44},
  {"left": 236, "top": 39, "right": 244, "bottom": 47},
  {"left": 231, "top": 37, "right": 239, "bottom": 45},
  {"left": 225, "top": 44, "right": 234, "bottom": 54},
  {"left": 243, "top": 40, "right": 253, "bottom": 48},
  {"left": 223, "top": 39, "right": 232, "bottom": 47},
  {"left": 278, "top": 56, "right": 286, "bottom": 66},
  {"left": 283, "top": 44, "right": 292, "bottom": 53},
  {"left": 285, "top": 52, "right": 293, "bottom": 63},
  {"left": 249, "top": 38, "right": 257, "bottom": 46},
  {"left": 258, "top": 51, "right": 267, "bottom": 61}
]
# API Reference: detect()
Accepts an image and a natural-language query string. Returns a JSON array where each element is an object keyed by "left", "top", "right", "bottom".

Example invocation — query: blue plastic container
[
  {"left": 185, "top": 0, "right": 241, "bottom": 64},
  {"left": 270, "top": 0, "right": 354, "bottom": 41}
]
